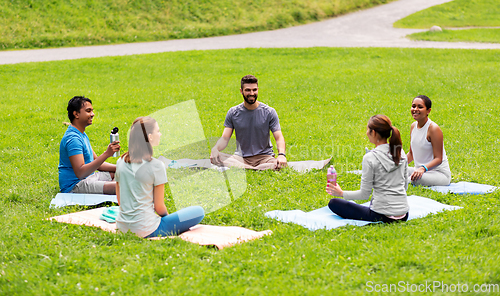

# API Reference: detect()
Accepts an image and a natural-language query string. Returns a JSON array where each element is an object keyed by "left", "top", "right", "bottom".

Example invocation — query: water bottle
[
  {"left": 110, "top": 127, "right": 119, "bottom": 157},
  {"left": 327, "top": 165, "right": 337, "bottom": 185}
]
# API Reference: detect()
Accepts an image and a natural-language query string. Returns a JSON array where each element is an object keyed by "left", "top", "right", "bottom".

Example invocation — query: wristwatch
[{"left": 278, "top": 153, "right": 286, "bottom": 157}]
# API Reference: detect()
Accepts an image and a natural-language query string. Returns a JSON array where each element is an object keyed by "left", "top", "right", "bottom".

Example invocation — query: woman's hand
[
  {"left": 410, "top": 166, "right": 426, "bottom": 181},
  {"left": 326, "top": 182, "right": 343, "bottom": 197}
]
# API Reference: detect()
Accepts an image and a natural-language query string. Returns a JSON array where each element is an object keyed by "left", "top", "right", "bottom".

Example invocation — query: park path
[{"left": 1, "top": 0, "right": 499, "bottom": 65}]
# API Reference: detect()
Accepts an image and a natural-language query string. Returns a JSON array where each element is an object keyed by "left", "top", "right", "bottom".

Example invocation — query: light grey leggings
[{"left": 408, "top": 160, "right": 451, "bottom": 186}]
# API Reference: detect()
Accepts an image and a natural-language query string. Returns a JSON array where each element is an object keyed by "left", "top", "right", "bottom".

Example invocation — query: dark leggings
[{"left": 328, "top": 198, "right": 408, "bottom": 223}]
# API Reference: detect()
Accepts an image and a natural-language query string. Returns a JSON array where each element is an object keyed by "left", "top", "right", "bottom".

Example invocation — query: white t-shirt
[{"left": 115, "top": 157, "right": 167, "bottom": 237}]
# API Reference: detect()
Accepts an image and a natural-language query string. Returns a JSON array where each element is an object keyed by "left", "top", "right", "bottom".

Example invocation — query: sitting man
[
  {"left": 210, "top": 74, "right": 287, "bottom": 170},
  {"left": 59, "top": 96, "right": 120, "bottom": 194}
]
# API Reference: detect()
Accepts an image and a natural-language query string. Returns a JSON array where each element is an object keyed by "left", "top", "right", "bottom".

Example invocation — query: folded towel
[{"left": 100, "top": 206, "right": 120, "bottom": 223}]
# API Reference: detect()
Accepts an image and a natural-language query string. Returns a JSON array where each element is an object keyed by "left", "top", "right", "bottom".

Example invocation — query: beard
[{"left": 243, "top": 93, "right": 257, "bottom": 105}]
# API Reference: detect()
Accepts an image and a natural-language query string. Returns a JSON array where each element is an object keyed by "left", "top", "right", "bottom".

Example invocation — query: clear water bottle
[{"left": 110, "top": 127, "right": 119, "bottom": 157}]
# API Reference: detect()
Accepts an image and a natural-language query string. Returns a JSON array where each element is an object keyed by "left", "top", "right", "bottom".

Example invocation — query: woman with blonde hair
[{"left": 115, "top": 116, "right": 204, "bottom": 238}]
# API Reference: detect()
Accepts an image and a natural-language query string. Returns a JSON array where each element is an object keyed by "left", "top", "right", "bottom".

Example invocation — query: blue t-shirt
[{"left": 58, "top": 125, "right": 95, "bottom": 193}]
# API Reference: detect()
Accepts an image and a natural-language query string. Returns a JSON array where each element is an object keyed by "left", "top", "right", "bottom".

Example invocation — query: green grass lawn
[
  {"left": 395, "top": 0, "right": 500, "bottom": 28},
  {"left": 0, "top": 0, "right": 393, "bottom": 50},
  {"left": 395, "top": 0, "right": 500, "bottom": 43},
  {"left": 1, "top": 47, "right": 500, "bottom": 295},
  {"left": 408, "top": 28, "right": 500, "bottom": 44}
]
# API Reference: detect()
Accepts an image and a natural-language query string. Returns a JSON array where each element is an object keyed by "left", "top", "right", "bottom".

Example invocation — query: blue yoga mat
[
  {"left": 50, "top": 193, "right": 117, "bottom": 208},
  {"left": 265, "top": 195, "right": 462, "bottom": 231},
  {"left": 423, "top": 181, "right": 497, "bottom": 195}
]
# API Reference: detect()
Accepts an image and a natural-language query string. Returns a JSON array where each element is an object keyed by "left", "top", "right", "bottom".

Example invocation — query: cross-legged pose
[
  {"left": 407, "top": 95, "right": 451, "bottom": 186},
  {"left": 326, "top": 115, "right": 409, "bottom": 223},
  {"left": 210, "top": 74, "right": 287, "bottom": 170},
  {"left": 59, "top": 96, "right": 120, "bottom": 194},
  {"left": 116, "top": 117, "right": 204, "bottom": 238}
]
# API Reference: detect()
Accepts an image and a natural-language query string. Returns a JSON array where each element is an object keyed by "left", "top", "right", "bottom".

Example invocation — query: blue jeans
[
  {"left": 145, "top": 206, "right": 205, "bottom": 238},
  {"left": 328, "top": 198, "right": 408, "bottom": 223}
]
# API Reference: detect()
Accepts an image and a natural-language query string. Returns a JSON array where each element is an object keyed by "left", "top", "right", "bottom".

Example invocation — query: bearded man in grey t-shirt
[{"left": 210, "top": 75, "right": 287, "bottom": 169}]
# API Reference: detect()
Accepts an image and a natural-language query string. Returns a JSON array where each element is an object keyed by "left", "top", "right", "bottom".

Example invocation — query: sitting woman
[
  {"left": 326, "top": 115, "right": 409, "bottom": 223},
  {"left": 116, "top": 116, "right": 204, "bottom": 238},
  {"left": 407, "top": 95, "right": 451, "bottom": 186}
]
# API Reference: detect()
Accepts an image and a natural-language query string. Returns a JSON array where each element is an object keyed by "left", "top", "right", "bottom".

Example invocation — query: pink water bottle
[{"left": 327, "top": 165, "right": 337, "bottom": 185}]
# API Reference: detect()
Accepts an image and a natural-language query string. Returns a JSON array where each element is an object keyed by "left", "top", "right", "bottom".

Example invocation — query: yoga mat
[
  {"left": 265, "top": 195, "right": 462, "bottom": 231},
  {"left": 50, "top": 193, "right": 117, "bottom": 208},
  {"left": 49, "top": 208, "right": 271, "bottom": 249},
  {"left": 288, "top": 159, "right": 332, "bottom": 173},
  {"left": 159, "top": 155, "right": 331, "bottom": 173},
  {"left": 424, "top": 181, "right": 497, "bottom": 195},
  {"left": 346, "top": 170, "right": 363, "bottom": 175},
  {"left": 160, "top": 225, "right": 272, "bottom": 250},
  {"left": 50, "top": 207, "right": 117, "bottom": 232}
]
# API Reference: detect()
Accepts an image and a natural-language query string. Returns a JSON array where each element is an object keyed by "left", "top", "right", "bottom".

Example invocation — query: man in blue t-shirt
[
  {"left": 210, "top": 75, "right": 287, "bottom": 169},
  {"left": 58, "top": 96, "right": 121, "bottom": 194}
]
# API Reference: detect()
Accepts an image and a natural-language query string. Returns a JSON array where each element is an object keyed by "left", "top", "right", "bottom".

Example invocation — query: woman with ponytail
[
  {"left": 115, "top": 116, "right": 204, "bottom": 238},
  {"left": 326, "top": 115, "right": 409, "bottom": 223}
]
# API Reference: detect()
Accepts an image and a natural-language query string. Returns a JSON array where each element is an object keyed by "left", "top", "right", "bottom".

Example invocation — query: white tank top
[{"left": 411, "top": 119, "right": 447, "bottom": 167}]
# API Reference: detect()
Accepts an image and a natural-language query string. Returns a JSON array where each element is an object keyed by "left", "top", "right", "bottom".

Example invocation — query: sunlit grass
[
  {"left": 395, "top": 0, "right": 500, "bottom": 28},
  {"left": 408, "top": 28, "right": 500, "bottom": 44},
  {"left": 395, "top": 0, "right": 500, "bottom": 43},
  {"left": 0, "top": 47, "right": 499, "bottom": 294}
]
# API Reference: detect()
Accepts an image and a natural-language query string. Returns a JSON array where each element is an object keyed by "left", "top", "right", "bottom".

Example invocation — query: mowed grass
[
  {"left": 395, "top": 0, "right": 500, "bottom": 28},
  {"left": 1, "top": 47, "right": 500, "bottom": 295},
  {"left": 0, "top": 0, "right": 394, "bottom": 50},
  {"left": 395, "top": 0, "right": 500, "bottom": 43},
  {"left": 408, "top": 28, "right": 500, "bottom": 44}
]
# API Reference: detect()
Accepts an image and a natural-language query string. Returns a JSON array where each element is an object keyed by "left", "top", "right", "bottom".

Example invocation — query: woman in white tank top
[{"left": 407, "top": 95, "right": 451, "bottom": 186}]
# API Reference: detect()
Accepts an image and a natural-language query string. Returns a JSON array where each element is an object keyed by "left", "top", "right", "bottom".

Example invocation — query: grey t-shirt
[{"left": 224, "top": 102, "right": 281, "bottom": 157}]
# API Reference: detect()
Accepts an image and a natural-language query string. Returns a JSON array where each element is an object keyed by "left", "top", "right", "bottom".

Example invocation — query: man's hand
[
  {"left": 105, "top": 141, "right": 121, "bottom": 157},
  {"left": 276, "top": 154, "right": 287, "bottom": 169},
  {"left": 210, "top": 128, "right": 233, "bottom": 165},
  {"left": 210, "top": 148, "right": 222, "bottom": 165}
]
